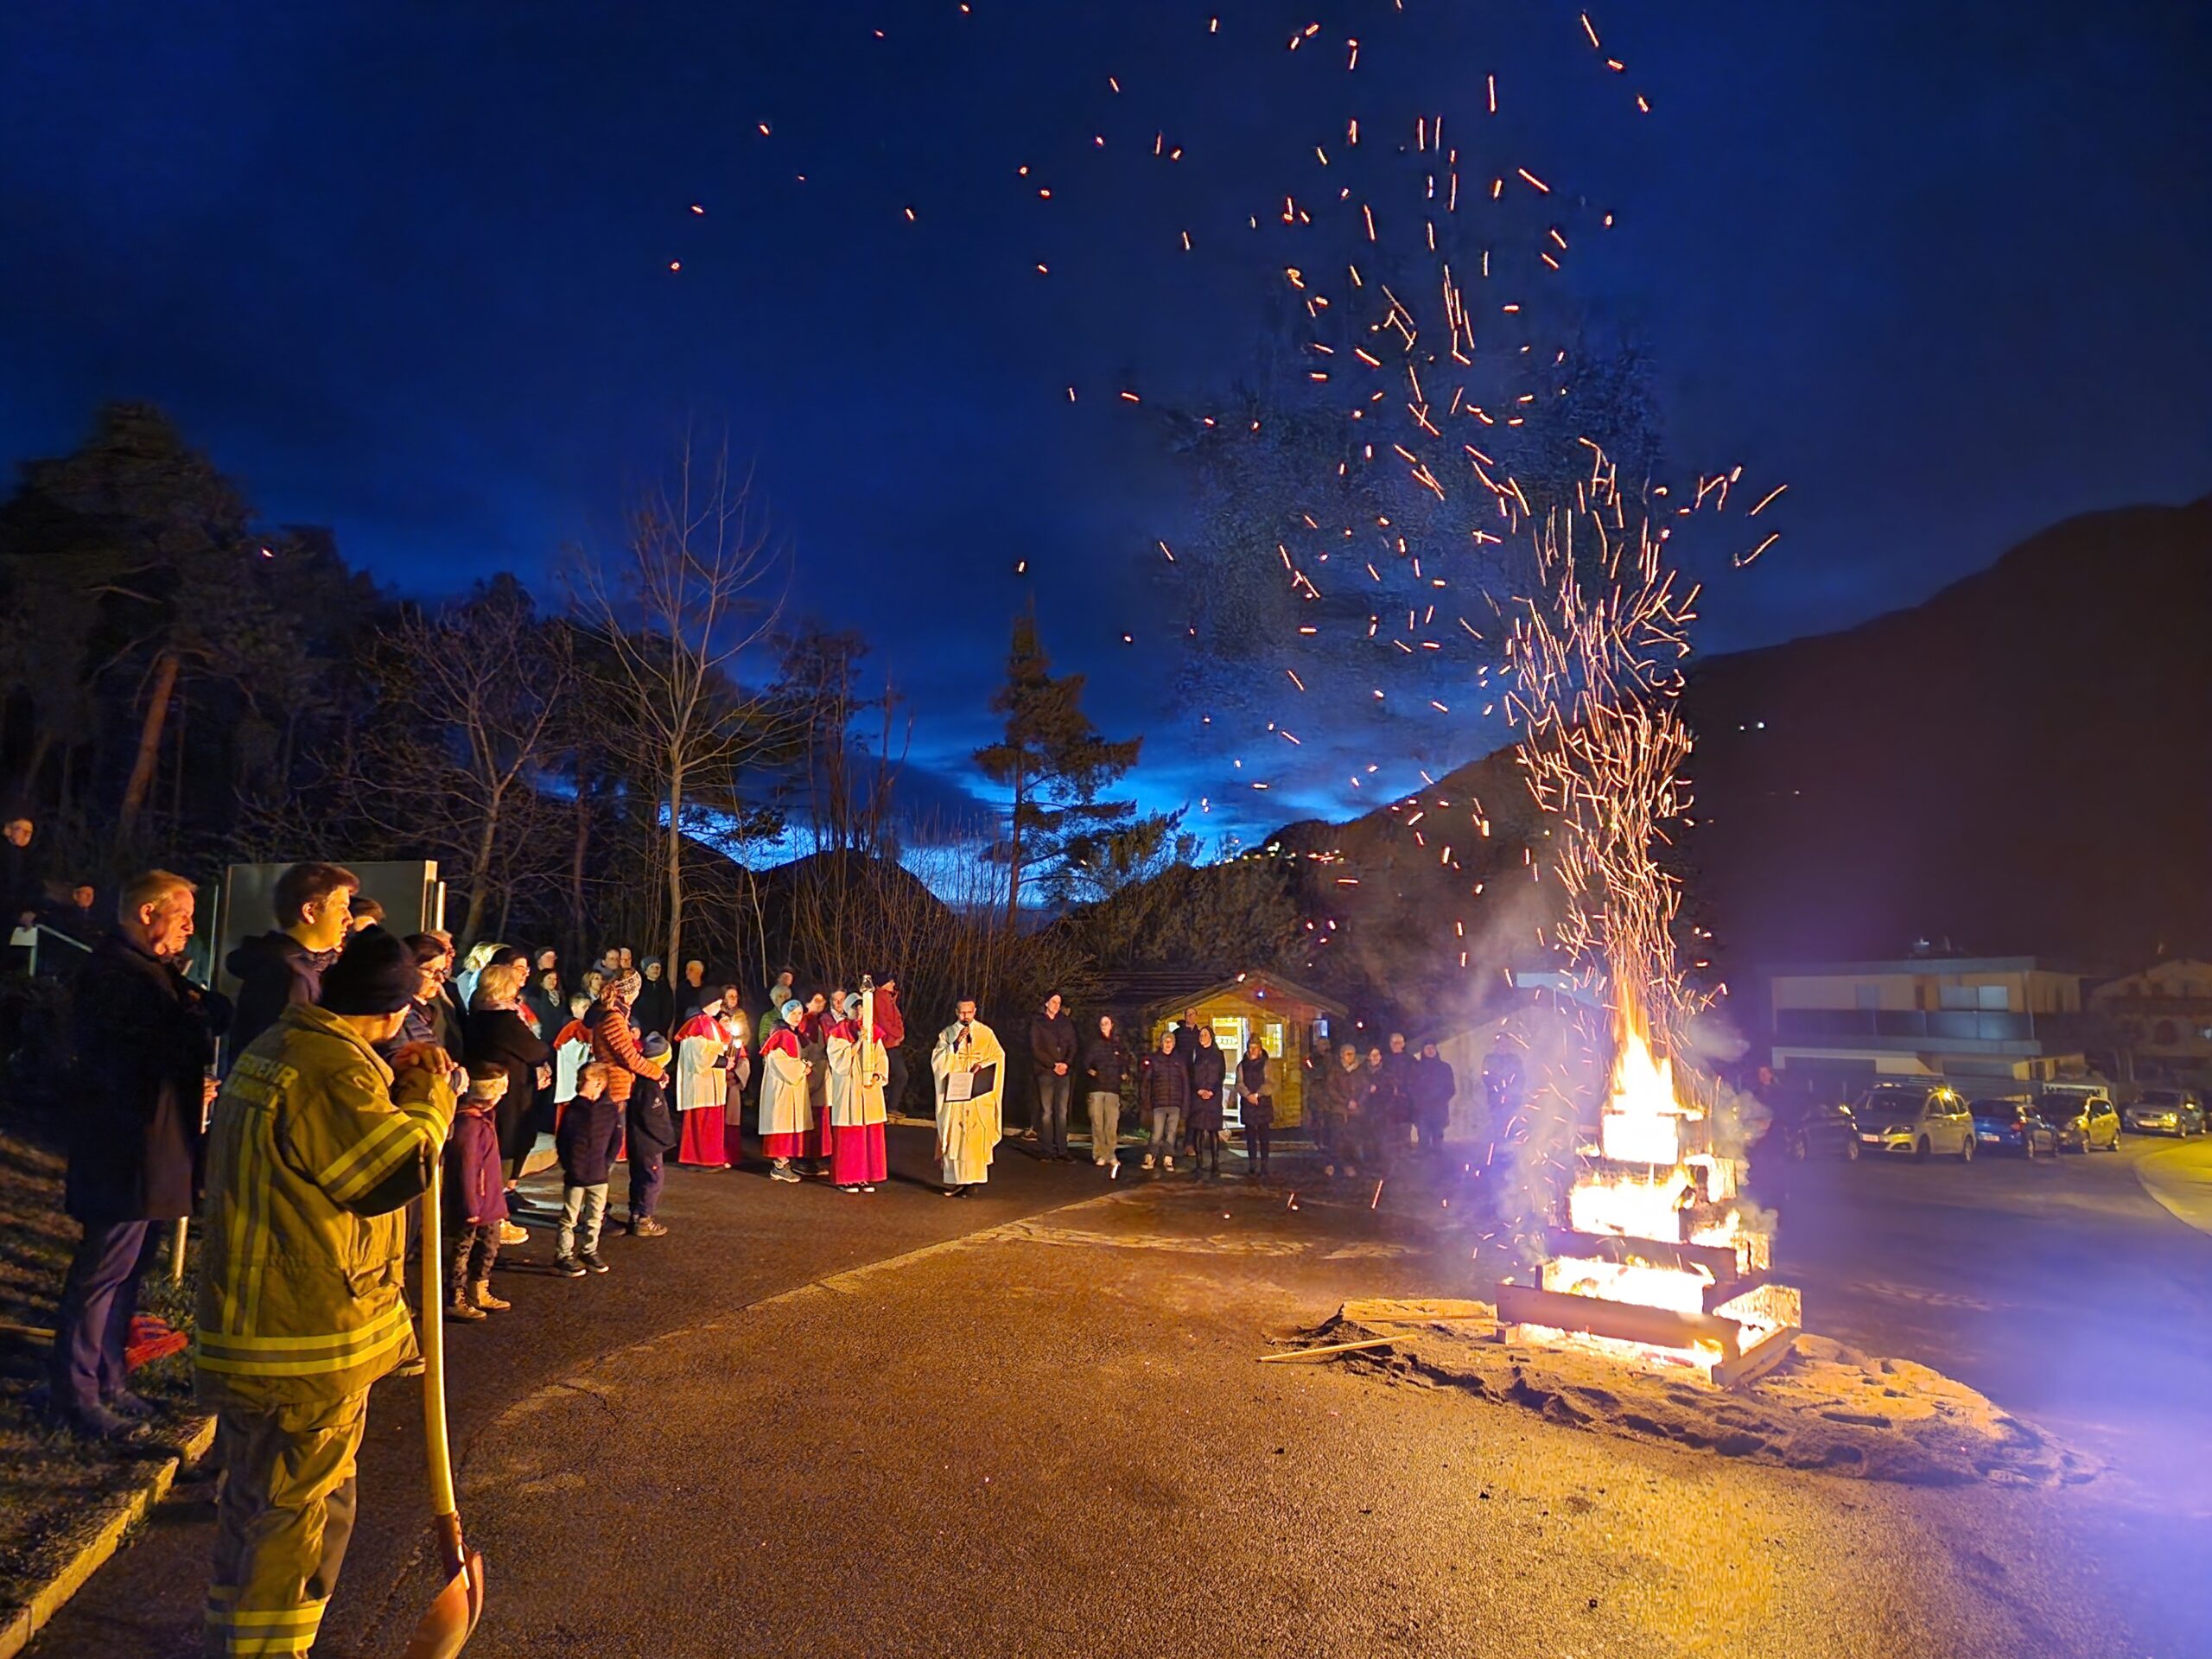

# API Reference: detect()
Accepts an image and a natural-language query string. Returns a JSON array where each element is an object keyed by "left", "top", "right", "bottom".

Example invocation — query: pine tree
[{"left": 972, "top": 609, "right": 1147, "bottom": 924}]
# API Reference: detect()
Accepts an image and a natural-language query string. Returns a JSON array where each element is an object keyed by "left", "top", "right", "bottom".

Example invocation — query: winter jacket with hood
[
  {"left": 587, "top": 996, "right": 663, "bottom": 1103},
  {"left": 556, "top": 1090, "right": 624, "bottom": 1186},
  {"left": 626, "top": 1066, "right": 679, "bottom": 1161},
  {"left": 223, "top": 930, "right": 334, "bottom": 1069},
  {"left": 443, "top": 1105, "right": 508, "bottom": 1230}
]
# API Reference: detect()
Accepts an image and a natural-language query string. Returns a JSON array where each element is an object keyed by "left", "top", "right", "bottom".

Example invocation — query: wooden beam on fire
[
  {"left": 1708, "top": 1322, "right": 1800, "bottom": 1390},
  {"left": 1495, "top": 1281, "right": 1745, "bottom": 1361},
  {"left": 1541, "top": 1230, "right": 1745, "bottom": 1283}
]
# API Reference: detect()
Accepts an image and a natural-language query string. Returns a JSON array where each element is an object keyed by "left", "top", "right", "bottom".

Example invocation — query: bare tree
[
  {"left": 353, "top": 575, "right": 572, "bottom": 943},
  {"left": 569, "top": 439, "right": 793, "bottom": 973}
]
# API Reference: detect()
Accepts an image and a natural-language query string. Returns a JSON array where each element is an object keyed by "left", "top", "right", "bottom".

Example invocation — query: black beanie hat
[{"left": 320, "top": 931, "right": 422, "bottom": 1016}]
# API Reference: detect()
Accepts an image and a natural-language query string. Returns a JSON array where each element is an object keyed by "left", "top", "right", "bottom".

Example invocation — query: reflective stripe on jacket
[{"left": 195, "top": 1003, "right": 454, "bottom": 1406}]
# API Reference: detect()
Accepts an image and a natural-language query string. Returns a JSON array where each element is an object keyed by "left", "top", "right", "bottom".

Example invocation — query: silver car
[
  {"left": 2122, "top": 1088, "right": 2205, "bottom": 1137},
  {"left": 1855, "top": 1082, "right": 1978, "bottom": 1161}
]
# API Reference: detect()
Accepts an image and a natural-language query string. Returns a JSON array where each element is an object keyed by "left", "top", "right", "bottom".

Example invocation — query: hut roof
[{"left": 1128, "top": 968, "right": 1350, "bottom": 1023}]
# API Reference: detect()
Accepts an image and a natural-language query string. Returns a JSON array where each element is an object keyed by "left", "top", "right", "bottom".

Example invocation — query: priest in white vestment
[{"left": 931, "top": 998, "right": 1004, "bottom": 1196}]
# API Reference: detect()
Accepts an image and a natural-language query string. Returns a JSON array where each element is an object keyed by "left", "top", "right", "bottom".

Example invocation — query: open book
[{"left": 944, "top": 1062, "right": 998, "bottom": 1104}]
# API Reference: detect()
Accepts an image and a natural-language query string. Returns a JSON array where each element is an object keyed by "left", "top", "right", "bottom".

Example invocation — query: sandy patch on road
[{"left": 1313, "top": 1300, "right": 2099, "bottom": 1489}]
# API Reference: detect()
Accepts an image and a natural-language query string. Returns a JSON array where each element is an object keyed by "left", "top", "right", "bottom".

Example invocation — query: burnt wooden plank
[{"left": 1496, "top": 1281, "right": 1744, "bottom": 1360}]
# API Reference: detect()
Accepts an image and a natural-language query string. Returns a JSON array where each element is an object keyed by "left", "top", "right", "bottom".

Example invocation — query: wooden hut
[{"left": 1094, "top": 969, "right": 1350, "bottom": 1131}]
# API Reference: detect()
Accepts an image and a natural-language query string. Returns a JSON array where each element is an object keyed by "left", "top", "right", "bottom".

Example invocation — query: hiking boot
[
  {"left": 1141, "top": 1154, "right": 1156, "bottom": 1171},
  {"left": 554, "top": 1254, "right": 588, "bottom": 1278},
  {"left": 469, "top": 1281, "right": 512, "bottom": 1311},
  {"left": 53, "top": 1402, "right": 145, "bottom": 1444},
  {"left": 770, "top": 1160, "right": 802, "bottom": 1184},
  {"left": 580, "top": 1251, "right": 610, "bottom": 1274},
  {"left": 630, "top": 1217, "right": 669, "bottom": 1237},
  {"left": 496, "top": 1220, "right": 529, "bottom": 1245},
  {"left": 443, "top": 1298, "right": 486, "bottom": 1323}
]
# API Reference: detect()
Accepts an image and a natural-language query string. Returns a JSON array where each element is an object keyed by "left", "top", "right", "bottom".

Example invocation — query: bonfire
[{"left": 1489, "top": 461, "right": 1801, "bottom": 1388}]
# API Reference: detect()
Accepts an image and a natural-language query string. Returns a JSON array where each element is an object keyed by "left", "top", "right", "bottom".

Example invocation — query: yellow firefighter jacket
[{"left": 195, "top": 1003, "right": 454, "bottom": 1407}]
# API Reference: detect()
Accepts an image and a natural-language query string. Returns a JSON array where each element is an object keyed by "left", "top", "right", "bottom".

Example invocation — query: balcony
[{"left": 1770, "top": 1007, "right": 2094, "bottom": 1056}]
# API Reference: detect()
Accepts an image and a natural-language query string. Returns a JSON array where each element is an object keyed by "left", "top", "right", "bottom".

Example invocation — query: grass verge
[{"left": 0, "top": 1114, "right": 207, "bottom": 1624}]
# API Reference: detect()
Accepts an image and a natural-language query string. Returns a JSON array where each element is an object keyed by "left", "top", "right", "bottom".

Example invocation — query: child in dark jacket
[
  {"left": 554, "top": 1062, "right": 621, "bottom": 1276},
  {"left": 624, "top": 1033, "right": 679, "bottom": 1237},
  {"left": 445, "top": 1062, "right": 512, "bottom": 1321}
]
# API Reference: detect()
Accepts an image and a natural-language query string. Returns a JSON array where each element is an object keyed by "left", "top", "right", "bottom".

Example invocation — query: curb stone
[{"left": 0, "top": 1413, "right": 216, "bottom": 1659}]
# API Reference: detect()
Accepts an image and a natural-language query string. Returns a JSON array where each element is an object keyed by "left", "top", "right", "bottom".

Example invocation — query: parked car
[
  {"left": 2121, "top": 1088, "right": 2205, "bottom": 1138},
  {"left": 1969, "top": 1096, "right": 2059, "bottom": 1158},
  {"left": 1772, "top": 1095, "right": 1860, "bottom": 1161},
  {"left": 2040, "top": 1086, "right": 2122, "bottom": 1153},
  {"left": 1855, "top": 1082, "right": 1978, "bottom": 1161}
]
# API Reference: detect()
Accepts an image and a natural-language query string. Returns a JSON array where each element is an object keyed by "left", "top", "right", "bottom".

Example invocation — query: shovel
[{"left": 402, "top": 1159, "right": 486, "bottom": 1658}]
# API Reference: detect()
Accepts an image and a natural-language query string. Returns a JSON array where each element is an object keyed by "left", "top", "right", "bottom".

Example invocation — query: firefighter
[{"left": 195, "top": 931, "right": 456, "bottom": 1658}]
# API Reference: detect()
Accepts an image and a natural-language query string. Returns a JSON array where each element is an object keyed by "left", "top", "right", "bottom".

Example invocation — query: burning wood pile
[
  {"left": 1490, "top": 461, "right": 1800, "bottom": 1389},
  {"left": 1495, "top": 1008, "right": 1801, "bottom": 1387}
]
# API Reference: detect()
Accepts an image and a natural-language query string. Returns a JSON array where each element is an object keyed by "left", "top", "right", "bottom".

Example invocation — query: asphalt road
[{"left": 28, "top": 1125, "right": 2212, "bottom": 1658}]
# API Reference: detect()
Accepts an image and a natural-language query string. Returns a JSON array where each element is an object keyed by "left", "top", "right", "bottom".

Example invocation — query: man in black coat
[
  {"left": 1170, "top": 1009, "right": 1205, "bottom": 1154},
  {"left": 1027, "top": 992, "right": 1077, "bottom": 1161},
  {"left": 50, "top": 870, "right": 225, "bottom": 1440},
  {"left": 222, "top": 861, "right": 357, "bottom": 1067},
  {"left": 1409, "top": 1041, "right": 1458, "bottom": 1160}
]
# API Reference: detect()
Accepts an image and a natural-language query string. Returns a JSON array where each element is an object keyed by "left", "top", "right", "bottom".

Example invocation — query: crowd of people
[
  {"left": 3, "top": 811, "right": 109, "bottom": 974},
  {"left": 27, "top": 852, "right": 1468, "bottom": 1656}
]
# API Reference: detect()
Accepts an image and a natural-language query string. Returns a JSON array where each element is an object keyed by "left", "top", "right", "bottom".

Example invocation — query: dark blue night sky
[{"left": 3, "top": 1, "right": 2206, "bottom": 845}]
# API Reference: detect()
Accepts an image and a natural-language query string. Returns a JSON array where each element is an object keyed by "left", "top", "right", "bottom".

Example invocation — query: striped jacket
[{"left": 195, "top": 1003, "right": 454, "bottom": 1406}]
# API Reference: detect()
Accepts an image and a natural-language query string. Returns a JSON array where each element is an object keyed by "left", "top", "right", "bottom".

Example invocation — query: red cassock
[
  {"left": 760, "top": 1024, "right": 810, "bottom": 1160},
  {"left": 673, "top": 1012, "right": 731, "bottom": 1168},
  {"left": 829, "top": 1015, "right": 889, "bottom": 1185},
  {"left": 830, "top": 1123, "right": 887, "bottom": 1185},
  {"left": 677, "top": 1103, "right": 727, "bottom": 1166}
]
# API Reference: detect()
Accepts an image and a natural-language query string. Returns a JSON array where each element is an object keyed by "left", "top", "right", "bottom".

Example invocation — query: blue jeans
[
  {"left": 1147, "top": 1107, "right": 1182, "bottom": 1158},
  {"left": 628, "top": 1149, "right": 664, "bottom": 1219},
  {"left": 1034, "top": 1071, "right": 1071, "bottom": 1156},
  {"left": 558, "top": 1184, "right": 607, "bottom": 1257},
  {"left": 50, "top": 1219, "right": 153, "bottom": 1414}
]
